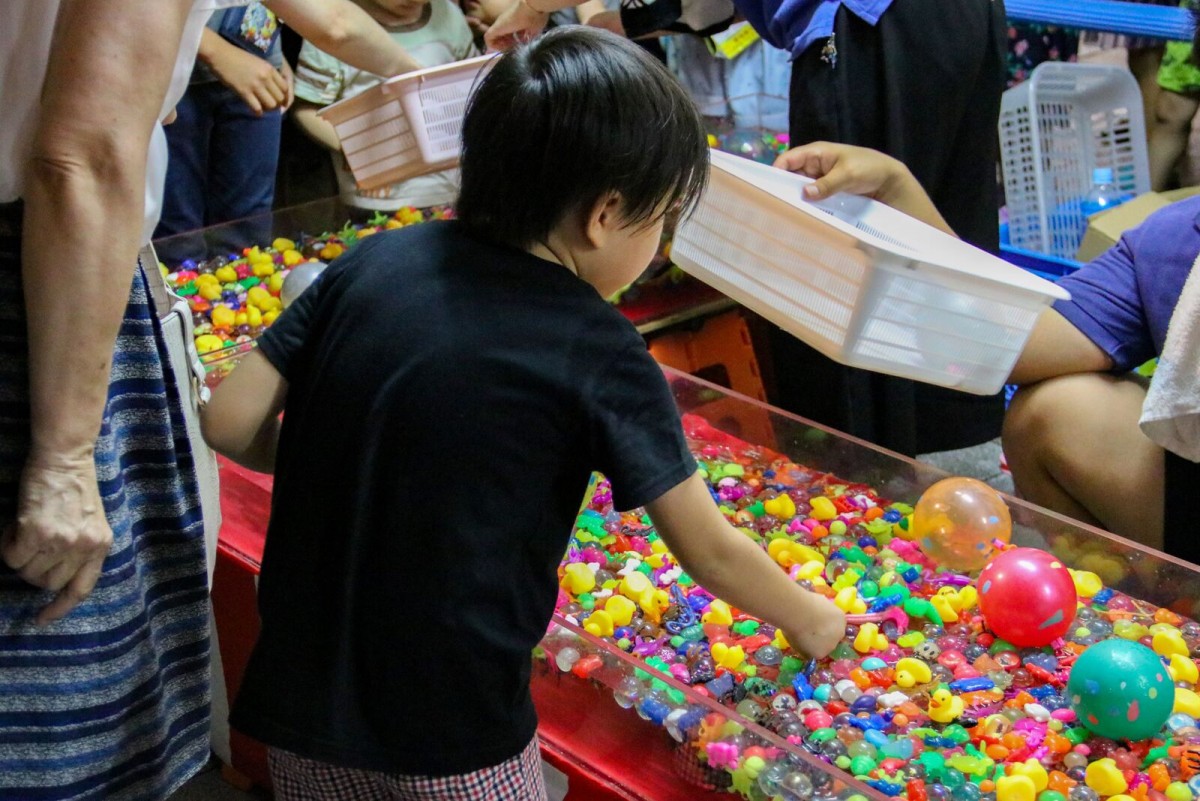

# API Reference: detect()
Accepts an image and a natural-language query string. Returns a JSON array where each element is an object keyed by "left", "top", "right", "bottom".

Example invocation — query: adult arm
[
  {"left": 267, "top": 0, "right": 424, "bottom": 76},
  {"left": 573, "top": 0, "right": 610, "bottom": 23},
  {"left": 1012, "top": 227, "right": 1162, "bottom": 384},
  {"left": 645, "top": 473, "right": 846, "bottom": 658},
  {"left": 197, "top": 27, "right": 289, "bottom": 115},
  {"left": 201, "top": 350, "right": 288, "bottom": 473},
  {"left": 1007, "top": 310, "right": 1112, "bottom": 385},
  {"left": 8, "top": 0, "right": 194, "bottom": 625}
]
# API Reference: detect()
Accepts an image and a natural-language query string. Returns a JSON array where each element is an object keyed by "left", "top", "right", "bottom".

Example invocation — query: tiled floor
[
  {"left": 917, "top": 437, "right": 1014, "bottom": 495},
  {"left": 169, "top": 762, "right": 262, "bottom": 801}
]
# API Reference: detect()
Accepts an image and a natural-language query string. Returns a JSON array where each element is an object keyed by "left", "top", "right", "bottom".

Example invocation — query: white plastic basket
[
  {"left": 672, "top": 150, "right": 1071, "bottom": 396},
  {"left": 318, "top": 54, "right": 497, "bottom": 191},
  {"left": 999, "top": 62, "right": 1150, "bottom": 259}
]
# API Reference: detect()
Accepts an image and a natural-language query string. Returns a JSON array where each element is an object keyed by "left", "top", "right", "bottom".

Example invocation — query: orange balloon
[{"left": 912, "top": 478, "right": 1012, "bottom": 571}]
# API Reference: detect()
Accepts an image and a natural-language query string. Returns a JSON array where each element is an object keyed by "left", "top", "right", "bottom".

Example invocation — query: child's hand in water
[{"left": 783, "top": 594, "right": 847, "bottom": 659}]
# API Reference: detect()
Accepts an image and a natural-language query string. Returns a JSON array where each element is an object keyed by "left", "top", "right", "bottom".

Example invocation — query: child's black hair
[{"left": 456, "top": 26, "right": 709, "bottom": 249}]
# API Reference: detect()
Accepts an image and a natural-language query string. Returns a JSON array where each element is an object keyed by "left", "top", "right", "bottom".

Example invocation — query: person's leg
[
  {"left": 1130, "top": 45, "right": 1166, "bottom": 140},
  {"left": 268, "top": 747, "right": 392, "bottom": 801},
  {"left": 1150, "top": 39, "right": 1200, "bottom": 190},
  {"left": 155, "top": 85, "right": 214, "bottom": 240},
  {"left": 389, "top": 736, "right": 548, "bottom": 801},
  {"left": 206, "top": 83, "right": 283, "bottom": 233},
  {"left": 1003, "top": 373, "right": 1164, "bottom": 550},
  {"left": 1150, "top": 89, "right": 1200, "bottom": 190}
]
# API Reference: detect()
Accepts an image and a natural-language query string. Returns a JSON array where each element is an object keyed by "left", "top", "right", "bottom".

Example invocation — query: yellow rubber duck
[
  {"left": 1168, "top": 653, "right": 1199, "bottom": 685},
  {"left": 995, "top": 774, "right": 1037, "bottom": 801},
  {"left": 895, "top": 658, "right": 933, "bottom": 689},
  {"left": 1153, "top": 629, "right": 1189, "bottom": 658},
  {"left": 1085, "top": 758, "right": 1128, "bottom": 797},
  {"left": 928, "top": 688, "right": 964, "bottom": 723}
]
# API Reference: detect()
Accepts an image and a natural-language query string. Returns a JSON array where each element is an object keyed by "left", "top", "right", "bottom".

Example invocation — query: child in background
[
  {"left": 662, "top": 25, "right": 791, "bottom": 135},
  {"left": 156, "top": 0, "right": 427, "bottom": 254},
  {"left": 157, "top": 2, "right": 290, "bottom": 248},
  {"left": 202, "top": 28, "right": 845, "bottom": 799},
  {"left": 1149, "top": 4, "right": 1200, "bottom": 190},
  {"left": 291, "top": 0, "right": 477, "bottom": 210}
]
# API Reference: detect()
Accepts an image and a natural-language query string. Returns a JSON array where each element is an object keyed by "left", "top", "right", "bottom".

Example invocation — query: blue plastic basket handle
[{"left": 1006, "top": 0, "right": 1194, "bottom": 42}]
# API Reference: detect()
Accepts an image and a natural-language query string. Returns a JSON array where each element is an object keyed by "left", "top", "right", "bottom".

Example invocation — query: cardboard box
[{"left": 1076, "top": 186, "right": 1200, "bottom": 262}]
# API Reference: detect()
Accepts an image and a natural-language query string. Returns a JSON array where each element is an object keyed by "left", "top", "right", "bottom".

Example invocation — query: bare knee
[
  {"left": 1002, "top": 382, "right": 1062, "bottom": 469},
  {"left": 1155, "top": 90, "right": 1200, "bottom": 129}
]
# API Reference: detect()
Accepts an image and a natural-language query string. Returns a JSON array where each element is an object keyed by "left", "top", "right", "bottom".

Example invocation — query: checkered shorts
[{"left": 268, "top": 737, "right": 547, "bottom": 801}]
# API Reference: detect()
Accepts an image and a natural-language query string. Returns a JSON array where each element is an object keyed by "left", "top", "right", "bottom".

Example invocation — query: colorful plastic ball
[
  {"left": 1068, "top": 639, "right": 1175, "bottom": 741},
  {"left": 912, "top": 477, "right": 1012, "bottom": 571},
  {"left": 977, "top": 547, "right": 1076, "bottom": 647}
]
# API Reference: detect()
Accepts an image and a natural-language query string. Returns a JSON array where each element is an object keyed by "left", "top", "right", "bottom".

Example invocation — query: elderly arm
[{"left": 8, "top": 0, "right": 194, "bottom": 625}]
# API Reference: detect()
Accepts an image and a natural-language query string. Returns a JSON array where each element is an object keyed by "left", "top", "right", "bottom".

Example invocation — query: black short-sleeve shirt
[{"left": 231, "top": 222, "right": 696, "bottom": 775}]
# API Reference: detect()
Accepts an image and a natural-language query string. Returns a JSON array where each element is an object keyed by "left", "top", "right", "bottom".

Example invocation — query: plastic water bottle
[{"left": 1079, "top": 167, "right": 1132, "bottom": 239}]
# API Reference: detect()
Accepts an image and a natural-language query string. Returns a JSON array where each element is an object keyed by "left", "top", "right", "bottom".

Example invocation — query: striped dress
[{"left": 0, "top": 211, "right": 211, "bottom": 800}]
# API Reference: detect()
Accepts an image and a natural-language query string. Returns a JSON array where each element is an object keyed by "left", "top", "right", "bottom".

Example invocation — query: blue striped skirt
[{"left": 0, "top": 209, "right": 210, "bottom": 800}]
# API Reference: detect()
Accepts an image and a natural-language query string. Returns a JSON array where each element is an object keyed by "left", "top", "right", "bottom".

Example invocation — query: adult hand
[
  {"left": 774, "top": 141, "right": 955, "bottom": 235},
  {"left": 208, "top": 39, "right": 289, "bottom": 115},
  {"left": 484, "top": 0, "right": 549, "bottom": 51},
  {"left": 774, "top": 141, "right": 911, "bottom": 203},
  {"left": 1, "top": 454, "right": 113, "bottom": 626}
]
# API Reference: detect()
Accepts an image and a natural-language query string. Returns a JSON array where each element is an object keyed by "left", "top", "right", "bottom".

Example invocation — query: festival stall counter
[
  {"left": 208, "top": 360, "right": 1200, "bottom": 801},
  {"left": 163, "top": 198, "right": 1200, "bottom": 801}
]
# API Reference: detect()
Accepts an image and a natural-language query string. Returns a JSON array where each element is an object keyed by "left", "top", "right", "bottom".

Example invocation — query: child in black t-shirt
[{"left": 201, "top": 27, "right": 845, "bottom": 800}]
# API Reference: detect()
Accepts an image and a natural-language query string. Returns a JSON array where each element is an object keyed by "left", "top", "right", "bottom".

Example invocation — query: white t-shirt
[
  {"left": 0, "top": 0, "right": 245, "bottom": 242},
  {"left": 293, "top": 0, "right": 477, "bottom": 210}
]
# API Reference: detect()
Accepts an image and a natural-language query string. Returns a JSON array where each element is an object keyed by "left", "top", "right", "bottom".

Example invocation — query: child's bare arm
[
  {"left": 200, "top": 350, "right": 289, "bottom": 473},
  {"left": 291, "top": 100, "right": 343, "bottom": 152},
  {"left": 198, "top": 28, "right": 289, "bottom": 115},
  {"left": 645, "top": 472, "right": 845, "bottom": 658}
]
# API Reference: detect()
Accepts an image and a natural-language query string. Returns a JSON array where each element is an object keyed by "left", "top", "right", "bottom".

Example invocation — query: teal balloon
[{"left": 1068, "top": 639, "right": 1175, "bottom": 740}]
